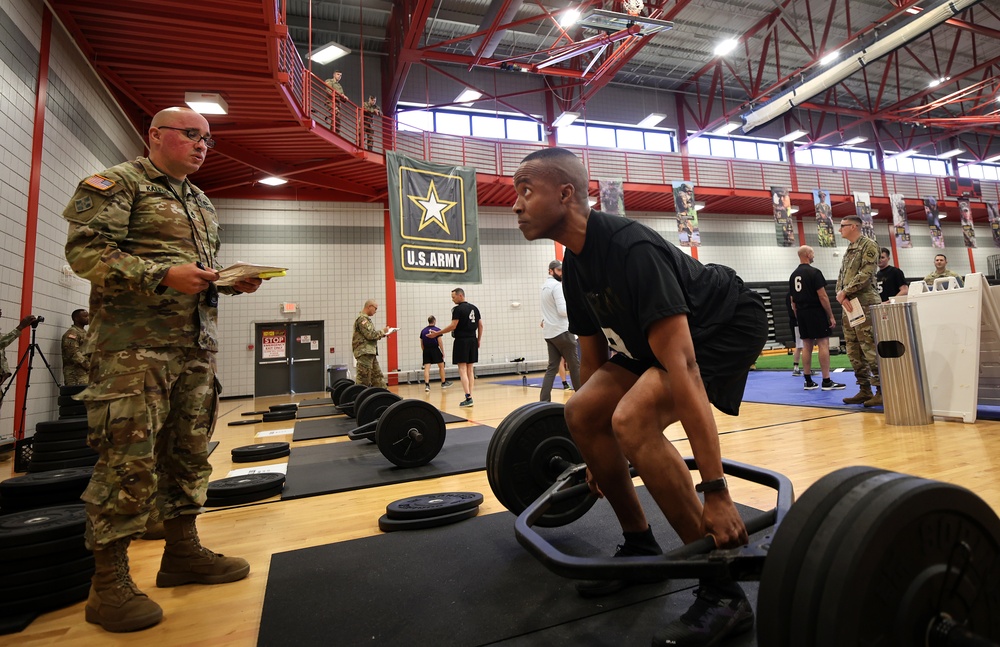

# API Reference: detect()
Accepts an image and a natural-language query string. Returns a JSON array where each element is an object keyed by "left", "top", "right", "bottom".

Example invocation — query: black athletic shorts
[
  {"left": 797, "top": 307, "right": 831, "bottom": 340},
  {"left": 452, "top": 337, "right": 479, "bottom": 364},
  {"left": 422, "top": 345, "right": 444, "bottom": 365},
  {"left": 609, "top": 290, "right": 767, "bottom": 416}
]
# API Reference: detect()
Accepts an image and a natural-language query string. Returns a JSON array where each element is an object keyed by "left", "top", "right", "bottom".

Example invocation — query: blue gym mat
[{"left": 492, "top": 376, "right": 573, "bottom": 389}]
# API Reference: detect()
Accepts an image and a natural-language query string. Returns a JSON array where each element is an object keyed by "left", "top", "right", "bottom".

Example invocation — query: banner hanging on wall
[
  {"left": 853, "top": 191, "right": 877, "bottom": 241},
  {"left": 770, "top": 186, "right": 795, "bottom": 247},
  {"left": 598, "top": 178, "right": 625, "bottom": 216},
  {"left": 987, "top": 202, "right": 1000, "bottom": 248},
  {"left": 889, "top": 193, "right": 912, "bottom": 249},
  {"left": 923, "top": 196, "right": 945, "bottom": 248},
  {"left": 958, "top": 199, "right": 976, "bottom": 248},
  {"left": 671, "top": 181, "right": 700, "bottom": 247},
  {"left": 812, "top": 188, "right": 836, "bottom": 247},
  {"left": 386, "top": 151, "right": 481, "bottom": 283}
]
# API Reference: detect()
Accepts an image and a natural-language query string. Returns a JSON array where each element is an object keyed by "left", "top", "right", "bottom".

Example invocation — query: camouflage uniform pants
[
  {"left": 78, "top": 347, "right": 218, "bottom": 548},
  {"left": 355, "top": 353, "right": 386, "bottom": 388},
  {"left": 842, "top": 308, "right": 880, "bottom": 389}
]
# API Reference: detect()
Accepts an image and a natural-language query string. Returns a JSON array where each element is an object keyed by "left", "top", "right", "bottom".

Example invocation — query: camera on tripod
[{"left": 30, "top": 315, "right": 44, "bottom": 328}]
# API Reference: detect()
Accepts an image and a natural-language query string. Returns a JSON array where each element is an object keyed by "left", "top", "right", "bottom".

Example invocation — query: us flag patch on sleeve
[{"left": 84, "top": 175, "right": 116, "bottom": 191}]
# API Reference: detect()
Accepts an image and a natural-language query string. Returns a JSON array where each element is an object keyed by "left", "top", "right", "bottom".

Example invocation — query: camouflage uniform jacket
[
  {"left": 63, "top": 157, "right": 235, "bottom": 353},
  {"left": 352, "top": 312, "right": 384, "bottom": 359},
  {"left": 0, "top": 326, "right": 20, "bottom": 381},
  {"left": 836, "top": 235, "right": 881, "bottom": 306},
  {"left": 923, "top": 269, "right": 963, "bottom": 287},
  {"left": 61, "top": 324, "right": 90, "bottom": 385},
  {"left": 325, "top": 79, "right": 345, "bottom": 99}
]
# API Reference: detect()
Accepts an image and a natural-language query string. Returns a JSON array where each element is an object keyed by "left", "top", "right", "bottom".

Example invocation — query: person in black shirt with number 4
[
  {"left": 789, "top": 246, "right": 845, "bottom": 392},
  {"left": 513, "top": 148, "right": 767, "bottom": 647}
]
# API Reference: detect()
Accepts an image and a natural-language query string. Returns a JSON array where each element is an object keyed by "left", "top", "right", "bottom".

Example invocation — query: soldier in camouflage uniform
[
  {"left": 0, "top": 309, "right": 38, "bottom": 388},
  {"left": 353, "top": 299, "right": 391, "bottom": 388},
  {"left": 835, "top": 215, "right": 882, "bottom": 408},
  {"left": 61, "top": 309, "right": 90, "bottom": 386},
  {"left": 63, "top": 107, "right": 263, "bottom": 633},
  {"left": 923, "top": 253, "right": 964, "bottom": 288},
  {"left": 324, "top": 70, "right": 348, "bottom": 133}
]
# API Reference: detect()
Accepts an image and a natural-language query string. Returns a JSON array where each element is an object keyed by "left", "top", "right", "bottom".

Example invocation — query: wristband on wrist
[{"left": 695, "top": 477, "right": 728, "bottom": 494}]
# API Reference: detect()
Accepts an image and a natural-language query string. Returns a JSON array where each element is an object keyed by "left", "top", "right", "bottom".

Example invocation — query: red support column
[
  {"left": 383, "top": 203, "right": 398, "bottom": 386},
  {"left": 13, "top": 6, "right": 52, "bottom": 440}
]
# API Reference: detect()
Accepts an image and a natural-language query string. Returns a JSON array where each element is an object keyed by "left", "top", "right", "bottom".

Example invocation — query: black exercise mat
[
  {"left": 292, "top": 411, "right": 468, "bottom": 442},
  {"left": 297, "top": 397, "right": 331, "bottom": 407},
  {"left": 258, "top": 488, "right": 762, "bottom": 647},
  {"left": 208, "top": 441, "right": 219, "bottom": 457},
  {"left": 295, "top": 405, "right": 340, "bottom": 419},
  {"left": 281, "top": 425, "right": 494, "bottom": 499}
]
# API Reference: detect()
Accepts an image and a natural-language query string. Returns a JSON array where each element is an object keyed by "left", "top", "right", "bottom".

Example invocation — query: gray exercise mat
[
  {"left": 297, "top": 397, "right": 331, "bottom": 407},
  {"left": 281, "top": 425, "right": 493, "bottom": 499},
  {"left": 292, "top": 411, "right": 468, "bottom": 442},
  {"left": 295, "top": 405, "right": 340, "bottom": 419}
]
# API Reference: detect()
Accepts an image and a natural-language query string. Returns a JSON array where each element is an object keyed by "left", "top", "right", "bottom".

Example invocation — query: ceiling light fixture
[
  {"left": 455, "top": 89, "right": 483, "bottom": 105},
  {"left": 842, "top": 136, "right": 868, "bottom": 146},
  {"left": 888, "top": 149, "right": 917, "bottom": 161},
  {"left": 789, "top": 205, "right": 800, "bottom": 214},
  {"left": 259, "top": 177, "right": 288, "bottom": 186},
  {"left": 820, "top": 51, "right": 840, "bottom": 65},
  {"left": 695, "top": 201, "right": 706, "bottom": 211},
  {"left": 553, "top": 111, "right": 580, "bottom": 128},
  {"left": 638, "top": 113, "right": 667, "bottom": 127},
  {"left": 741, "top": 0, "right": 979, "bottom": 132},
  {"left": 712, "top": 121, "right": 740, "bottom": 136},
  {"left": 184, "top": 92, "right": 228, "bottom": 115},
  {"left": 779, "top": 129, "right": 808, "bottom": 142},
  {"left": 714, "top": 38, "right": 738, "bottom": 57},
  {"left": 559, "top": 9, "right": 581, "bottom": 28},
  {"left": 308, "top": 42, "right": 351, "bottom": 65},
  {"left": 937, "top": 148, "right": 964, "bottom": 159}
]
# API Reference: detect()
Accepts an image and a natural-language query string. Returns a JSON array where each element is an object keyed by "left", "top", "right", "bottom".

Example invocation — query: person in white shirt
[{"left": 539, "top": 260, "right": 580, "bottom": 401}]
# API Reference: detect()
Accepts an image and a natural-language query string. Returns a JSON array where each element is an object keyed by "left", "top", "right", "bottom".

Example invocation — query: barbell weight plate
[
  {"left": 0, "top": 467, "right": 93, "bottom": 496},
  {"left": 375, "top": 399, "right": 446, "bottom": 468},
  {"left": 207, "top": 472, "right": 286, "bottom": 498},
  {"left": 232, "top": 448, "right": 289, "bottom": 463},
  {"left": 205, "top": 481, "right": 285, "bottom": 507},
  {"left": 487, "top": 401, "right": 596, "bottom": 528},
  {"left": 351, "top": 387, "right": 389, "bottom": 421},
  {"left": 231, "top": 442, "right": 290, "bottom": 458},
  {"left": 787, "top": 471, "right": 915, "bottom": 646},
  {"left": 261, "top": 410, "right": 295, "bottom": 422},
  {"left": 337, "top": 384, "right": 367, "bottom": 417},
  {"left": 331, "top": 380, "right": 357, "bottom": 406},
  {"left": 329, "top": 378, "right": 354, "bottom": 401},
  {"left": 815, "top": 478, "right": 1000, "bottom": 646},
  {"left": 228, "top": 419, "right": 262, "bottom": 426},
  {"left": 385, "top": 492, "right": 484, "bottom": 520},
  {"left": 756, "top": 466, "right": 889, "bottom": 647},
  {"left": 0, "top": 504, "right": 87, "bottom": 549},
  {"left": 377, "top": 506, "right": 479, "bottom": 532},
  {"left": 269, "top": 403, "right": 298, "bottom": 412},
  {"left": 356, "top": 391, "right": 403, "bottom": 429}
]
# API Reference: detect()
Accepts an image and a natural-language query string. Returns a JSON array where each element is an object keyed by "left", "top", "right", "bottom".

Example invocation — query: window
[
  {"left": 557, "top": 124, "right": 587, "bottom": 146},
  {"left": 436, "top": 112, "right": 471, "bottom": 136},
  {"left": 734, "top": 140, "right": 759, "bottom": 160},
  {"left": 396, "top": 109, "right": 433, "bottom": 132},
  {"left": 506, "top": 119, "right": 542, "bottom": 142},
  {"left": 586, "top": 126, "right": 617, "bottom": 148},
  {"left": 831, "top": 149, "right": 852, "bottom": 168},
  {"left": 709, "top": 138, "right": 734, "bottom": 158},
  {"left": 471, "top": 115, "right": 505, "bottom": 139},
  {"left": 758, "top": 143, "right": 782, "bottom": 162},
  {"left": 616, "top": 129, "right": 645, "bottom": 151},
  {"left": 851, "top": 151, "right": 872, "bottom": 169},
  {"left": 687, "top": 137, "right": 710, "bottom": 156},
  {"left": 645, "top": 132, "right": 674, "bottom": 153},
  {"left": 811, "top": 148, "right": 832, "bottom": 167}
]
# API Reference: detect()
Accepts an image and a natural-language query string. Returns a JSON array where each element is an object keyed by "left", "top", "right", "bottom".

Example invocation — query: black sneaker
[
  {"left": 576, "top": 542, "right": 665, "bottom": 598},
  {"left": 803, "top": 379, "right": 819, "bottom": 390},
  {"left": 651, "top": 587, "right": 754, "bottom": 646},
  {"left": 821, "top": 378, "right": 846, "bottom": 390}
]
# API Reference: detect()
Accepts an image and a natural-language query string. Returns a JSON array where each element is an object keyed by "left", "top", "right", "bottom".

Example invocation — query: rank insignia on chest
[
  {"left": 84, "top": 175, "right": 116, "bottom": 191},
  {"left": 74, "top": 196, "right": 93, "bottom": 213}
]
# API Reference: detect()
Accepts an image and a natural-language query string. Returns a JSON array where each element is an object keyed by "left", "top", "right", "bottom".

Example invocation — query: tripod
[{"left": 1, "top": 322, "right": 61, "bottom": 440}]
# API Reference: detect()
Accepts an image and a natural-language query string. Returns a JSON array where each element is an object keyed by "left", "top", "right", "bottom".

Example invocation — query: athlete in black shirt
[
  {"left": 789, "top": 246, "right": 844, "bottom": 391},
  {"left": 513, "top": 147, "right": 767, "bottom": 646},
  {"left": 428, "top": 288, "right": 482, "bottom": 407},
  {"left": 876, "top": 247, "right": 908, "bottom": 301}
]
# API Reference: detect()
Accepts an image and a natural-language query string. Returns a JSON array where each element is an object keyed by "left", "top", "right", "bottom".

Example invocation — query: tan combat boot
[
  {"left": 85, "top": 538, "right": 163, "bottom": 632},
  {"left": 139, "top": 507, "right": 165, "bottom": 540},
  {"left": 863, "top": 387, "right": 883, "bottom": 408},
  {"left": 156, "top": 515, "right": 250, "bottom": 587},
  {"left": 843, "top": 386, "right": 873, "bottom": 405}
]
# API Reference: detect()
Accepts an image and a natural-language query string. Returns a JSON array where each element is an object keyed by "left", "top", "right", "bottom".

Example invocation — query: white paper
[
  {"left": 847, "top": 297, "right": 867, "bottom": 327},
  {"left": 255, "top": 428, "right": 293, "bottom": 438},
  {"left": 226, "top": 463, "right": 288, "bottom": 477},
  {"left": 310, "top": 340, "right": 319, "bottom": 350}
]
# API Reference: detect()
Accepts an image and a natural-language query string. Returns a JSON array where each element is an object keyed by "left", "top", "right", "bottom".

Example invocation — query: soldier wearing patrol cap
[{"left": 63, "top": 106, "right": 263, "bottom": 633}]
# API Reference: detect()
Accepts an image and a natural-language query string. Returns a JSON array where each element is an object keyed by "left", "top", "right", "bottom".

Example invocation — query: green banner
[{"left": 386, "top": 151, "right": 481, "bottom": 283}]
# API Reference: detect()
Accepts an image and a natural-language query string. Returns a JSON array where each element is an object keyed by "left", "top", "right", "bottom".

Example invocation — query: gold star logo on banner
[{"left": 408, "top": 180, "right": 456, "bottom": 235}]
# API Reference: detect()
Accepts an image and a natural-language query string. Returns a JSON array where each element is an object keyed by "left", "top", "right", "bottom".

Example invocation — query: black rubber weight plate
[
  {"left": 29, "top": 447, "right": 97, "bottom": 462},
  {"left": 0, "top": 534, "right": 89, "bottom": 562},
  {"left": 270, "top": 403, "right": 298, "bottom": 412},
  {"left": 35, "top": 418, "right": 88, "bottom": 434},
  {"left": 32, "top": 427, "right": 88, "bottom": 442},
  {"left": 231, "top": 442, "right": 290, "bottom": 459},
  {"left": 205, "top": 482, "right": 284, "bottom": 507},
  {"left": 356, "top": 391, "right": 403, "bottom": 428},
  {"left": 29, "top": 437, "right": 89, "bottom": 453},
  {"left": 0, "top": 581, "right": 90, "bottom": 618},
  {"left": 207, "top": 473, "right": 286, "bottom": 498},
  {"left": 59, "top": 385, "right": 86, "bottom": 397},
  {"left": 0, "top": 467, "right": 93, "bottom": 495},
  {"left": 262, "top": 410, "right": 295, "bottom": 422},
  {"left": 378, "top": 506, "right": 479, "bottom": 532},
  {"left": 375, "top": 400, "right": 446, "bottom": 468},
  {"left": 27, "top": 456, "right": 99, "bottom": 473},
  {"left": 0, "top": 491, "right": 88, "bottom": 512},
  {"left": 1, "top": 564, "right": 94, "bottom": 600},
  {"left": 228, "top": 419, "right": 262, "bottom": 426},
  {"left": 0, "top": 553, "right": 93, "bottom": 588},
  {"left": 57, "top": 395, "right": 79, "bottom": 406},
  {"left": 385, "top": 492, "right": 484, "bottom": 520},
  {"left": 0, "top": 505, "right": 87, "bottom": 549},
  {"left": 232, "top": 448, "right": 290, "bottom": 463},
  {"left": 332, "top": 380, "right": 356, "bottom": 406}
]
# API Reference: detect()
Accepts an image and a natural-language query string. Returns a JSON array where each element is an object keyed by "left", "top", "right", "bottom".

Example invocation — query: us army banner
[
  {"left": 987, "top": 202, "right": 1000, "bottom": 248},
  {"left": 812, "top": 188, "right": 836, "bottom": 247},
  {"left": 890, "top": 193, "right": 911, "bottom": 249},
  {"left": 672, "top": 181, "right": 700, "bottom": 247},
  {"left": 386, "top": 151, "right": 481, "bottom": 283},
  {"left": 770, "top": 186, "right": 795, "bottom": 247},
  {"left": 853, "top": 191, "right": 876, "bottom": 241}
]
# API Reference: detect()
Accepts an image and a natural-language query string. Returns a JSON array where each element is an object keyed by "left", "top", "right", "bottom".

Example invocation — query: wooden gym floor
[{"left": 7, "top": 373, "right": 1000, "bottom": 646}]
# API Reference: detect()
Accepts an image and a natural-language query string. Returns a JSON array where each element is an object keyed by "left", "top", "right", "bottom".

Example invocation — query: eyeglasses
[
  {"left": 838, "top": 223, "right": 856, "bottom": 229},
  {"left": 157, "top": 126, "right": 215, "bottom": 149}
]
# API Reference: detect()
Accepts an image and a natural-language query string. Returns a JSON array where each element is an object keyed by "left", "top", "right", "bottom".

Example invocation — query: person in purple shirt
[{"left": 419, "top": 316, "right": 452, "bottom": 392}]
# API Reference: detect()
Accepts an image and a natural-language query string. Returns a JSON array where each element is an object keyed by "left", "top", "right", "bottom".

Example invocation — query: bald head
[
  {"left": 797, "top": 245, "right": 814, "bottom": 262},
  {"left": 147, "top": 107, "right": 211, "bottom": 181}
]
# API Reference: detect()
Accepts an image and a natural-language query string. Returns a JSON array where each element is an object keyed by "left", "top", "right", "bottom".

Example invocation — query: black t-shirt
[
  {"left": 876, "top": 265, "right": 907, "bottom": 301},
  {"left": 451, "top": 301, "right": 481, "bottom": 338},
  {"left": 789, "top": 264, "right": 826, "bottom": 310},
  {"left": 563, "top": 210, "right": 742, "bottom": 361}
]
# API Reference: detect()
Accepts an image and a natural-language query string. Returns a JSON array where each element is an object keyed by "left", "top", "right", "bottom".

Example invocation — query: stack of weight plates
[
  {"left": 231, "top": 442, "right": 290, "bottom": 463},
  {"left": 57, "top": 385, "right": 87, "bottom": 419},
  {"left": 0, "top": 505, "right": 92, "bottom": 620},
  {"left": 378, "top": 492, "right": 483, "bottom": 532},
  {"left": 28, "top": 418, "right": 96, "bottom": 473},
  {"left": 205, "top": 473, "right": 285, "bottom": 507},
  {"left": 0, "top": 467, "right": 93, "bottom": 513}
]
